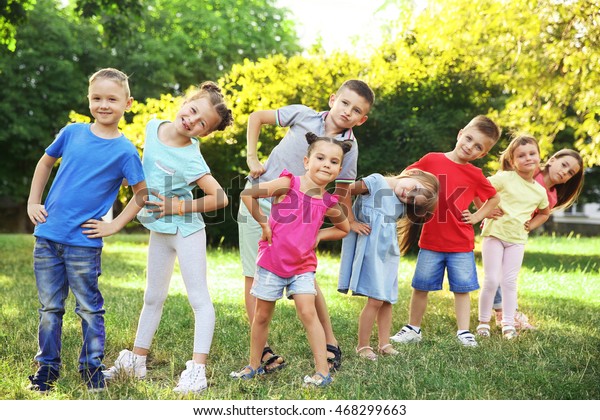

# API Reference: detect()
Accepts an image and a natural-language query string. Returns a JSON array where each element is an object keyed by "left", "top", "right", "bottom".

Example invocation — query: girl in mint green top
[
  {"left": 102, "top": 82, "right": 233, "bottom": 394},
  {"left": 477, "top": 135, "right": 550, "bottom": 339}
]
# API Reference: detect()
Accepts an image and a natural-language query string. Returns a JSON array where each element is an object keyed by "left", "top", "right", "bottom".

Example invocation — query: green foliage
[
  {"left": 0, "top": 0, "right": 103, "bottom": 199},
  {"left": 1, "top": 233, "right": 598, "bottom": 400},
  {"left": 74, "top": 0, "right": 144, "bottom": 43},
  {"left": 1, "top": 0, "right": 599, "bottom": 243},
  {"left": 396, "top": 0, "right": 600, "bottom": 167},
  {"left": 0, "top": 0, "right": 35, "bottom": 51},
  {"left": 0, "top": 0, "right": 299, "bottom": 210},
  {"left": 85, "top": 0, "right": 302, "bottom": 101}
]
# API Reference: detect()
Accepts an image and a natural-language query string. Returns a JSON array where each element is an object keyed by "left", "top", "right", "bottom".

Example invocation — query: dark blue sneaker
[
  {"left": 81, "top": 368, "right": 106, "bottom": 392},
  {"left": 27, "top": 365, "right": 60, "bottom": 393}
]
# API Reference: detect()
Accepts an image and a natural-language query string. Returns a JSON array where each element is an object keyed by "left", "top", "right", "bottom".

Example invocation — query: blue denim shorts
[
  {"left": 250, "top": 266, "right": 316, "bottom": 301},
  {"left": 411, "top": 249, "right": 479, "bottom": 293}
]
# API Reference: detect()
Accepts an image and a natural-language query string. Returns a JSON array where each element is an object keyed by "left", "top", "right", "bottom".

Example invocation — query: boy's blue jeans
[
  {"left": 33, "top": 238, "right": 105, "bottom": 372},
  {"left": 493, "top": 286, "right": 503, "bottom": 310}
]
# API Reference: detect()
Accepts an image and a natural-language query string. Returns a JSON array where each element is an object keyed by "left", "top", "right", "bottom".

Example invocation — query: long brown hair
[
  {"left": 395, "top": 169, "right": 439, "bottom": 254},
  {"left": 541, "top": 149, "right": 585, "bottom": 211}
]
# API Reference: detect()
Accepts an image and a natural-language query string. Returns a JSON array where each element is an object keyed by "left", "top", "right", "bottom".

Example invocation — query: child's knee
[
  {"left": 366, "top": 298, "right": 384, "bottom": 309},
  {"left": 296, "top": 305, "right": 318, "bottom": 324}
]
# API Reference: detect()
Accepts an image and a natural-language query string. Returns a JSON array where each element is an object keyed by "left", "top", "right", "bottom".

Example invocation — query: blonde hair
[
  {"left": 395, "top": 169, "right": 439, "bottom": 254},
  {"left": 89, "top": 68, "right": 130, "bottom": 97},
  {"left": 499, "top": 134, "right": 539, "bottom": 171},
  {"left": 541, "top": 149, "right": 585, "bottom": 211},
  {"left": 185, "top": 81, "right": 233, "bottom": 132}
]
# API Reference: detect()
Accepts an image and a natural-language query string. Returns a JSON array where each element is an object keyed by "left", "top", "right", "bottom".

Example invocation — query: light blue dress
[{"left": 338, "top": 174, "right": 405, "bottom": 303}]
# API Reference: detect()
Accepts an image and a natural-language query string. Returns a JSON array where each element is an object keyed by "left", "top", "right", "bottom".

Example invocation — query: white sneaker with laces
[
  {"left": 173, "top": 360, "right": 207, "bottom": 394},
  {"left": 457, "top": 331, "right": 478, "bottom": 347},
  {"left": 102, "top": 349, "right": 147, "bottom": 380},
  {"left": 390, "top": 325, "right": 422, "bottom": 343}
]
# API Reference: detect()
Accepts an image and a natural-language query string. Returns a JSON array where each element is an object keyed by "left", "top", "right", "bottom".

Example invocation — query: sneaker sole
[
  {"left": 390, "top": 336, "right": 422, "bottom": 343},
  {"left": 173, "top": 386, "right": 207, "bottom": 394}
]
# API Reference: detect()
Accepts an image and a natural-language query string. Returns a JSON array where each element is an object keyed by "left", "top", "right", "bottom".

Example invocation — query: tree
[
  {"left": 80, "top": 0, "right": 302, "bottom": 101},
  {"left": 0, "top": 0, "right": 104, "bottom": 200},
  {"left": 385, "top": 0, "right": 600, "bottom": 167},
  {"left": 0, "top": 0, "right": 36, "bottom": 51},
  {"left": 0, "top": 0, "right": 300, "bottom": 235}
]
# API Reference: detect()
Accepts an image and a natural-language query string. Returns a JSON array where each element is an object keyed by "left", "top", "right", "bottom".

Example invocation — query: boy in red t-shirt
[{"left": 391, "top": 115, "right": 501, "bottom": 347}]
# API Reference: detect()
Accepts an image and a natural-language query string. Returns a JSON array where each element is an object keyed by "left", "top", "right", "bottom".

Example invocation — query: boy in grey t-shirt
[{"left": 238, "top": 80, "right": 374, "bottom": 372}]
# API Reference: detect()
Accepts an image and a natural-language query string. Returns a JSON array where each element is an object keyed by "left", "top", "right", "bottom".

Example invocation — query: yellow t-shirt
[{"left": 481, "top": 171, "right": 549, "bottom": 244}]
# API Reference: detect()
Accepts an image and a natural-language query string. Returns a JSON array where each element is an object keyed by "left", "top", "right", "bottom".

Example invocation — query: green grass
[{"left": 0, "top": 233, "right": 598, "bottom": 400}]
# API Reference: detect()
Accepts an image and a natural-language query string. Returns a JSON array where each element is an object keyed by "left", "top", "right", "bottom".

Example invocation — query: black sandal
[
  {"left": 261, "top": 346, "right": 286, "bottom": 374},
  {"left": 326, "top": 344, "right": 342, "bottom": 371}
]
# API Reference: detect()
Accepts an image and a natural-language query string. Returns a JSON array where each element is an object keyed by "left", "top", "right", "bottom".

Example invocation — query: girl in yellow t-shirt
[{"left": 476, "top": 135, "right": 550, "bottom": 339}]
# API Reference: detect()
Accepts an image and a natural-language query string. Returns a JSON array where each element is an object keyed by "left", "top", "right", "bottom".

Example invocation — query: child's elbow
[
  {"left": 340, "top": 221, "right": 351, "bottom": 235},
  {"left": 220, "top": 194, "right": 229, "bottom": 209}
]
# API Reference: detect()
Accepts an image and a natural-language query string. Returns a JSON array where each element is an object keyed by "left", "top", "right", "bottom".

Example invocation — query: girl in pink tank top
[{"left": 232, "top": 133, "right": 351, "bottom": 387}]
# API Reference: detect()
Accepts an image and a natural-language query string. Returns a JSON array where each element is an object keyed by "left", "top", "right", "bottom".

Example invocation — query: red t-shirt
[{"left": 408, "top": 153, "right": 497, "bottom": 252}]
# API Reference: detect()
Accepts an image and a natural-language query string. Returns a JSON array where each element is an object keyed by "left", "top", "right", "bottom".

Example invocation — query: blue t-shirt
[
  {"left": 137, "top": 119, "right": 210, "bottom": 236},
  {"left": 34, "top": 123, "right": 145, "bottom": 247}
]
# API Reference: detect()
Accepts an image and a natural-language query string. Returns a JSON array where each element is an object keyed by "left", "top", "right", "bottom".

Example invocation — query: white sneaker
[
  {"left": 173, "top": 360, "right": 207, "bottom": 394},
  {"left": 102, "top": 349, "right": 147, "bottom": 380},
  {"left": 390, "top": 325, "right": 422, "bottom": 343},
  {"left": 457, "top": 331, "right": 478, "bottom": 347}
]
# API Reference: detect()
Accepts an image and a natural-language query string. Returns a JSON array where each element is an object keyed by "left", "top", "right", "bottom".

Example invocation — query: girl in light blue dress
[{"left": 338, "top": 170, "right": 438, "bottom": 360}]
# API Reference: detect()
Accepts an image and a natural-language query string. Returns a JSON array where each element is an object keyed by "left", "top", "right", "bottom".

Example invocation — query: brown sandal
[{"left": 356, "top": 346, "right": 378, "bottom": 361}]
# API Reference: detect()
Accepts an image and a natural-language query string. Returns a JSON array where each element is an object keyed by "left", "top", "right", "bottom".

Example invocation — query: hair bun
[
  {"left": 200, "top": 81, "right": 222, "bottom": 95},
  {"left": 340, "top": 140, "right": 353, "bottom": 154},
  {"left": 305, "top": 132, "right": 318, "bottom": 144}
]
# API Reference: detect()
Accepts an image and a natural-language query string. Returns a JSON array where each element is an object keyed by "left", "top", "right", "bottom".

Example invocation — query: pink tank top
[{"left": 257, "top": 170, "right": 338, "bottom": 277}]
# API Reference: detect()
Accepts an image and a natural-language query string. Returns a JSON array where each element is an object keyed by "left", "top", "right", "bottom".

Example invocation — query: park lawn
[{"left": 0, "top": 233, "right": 598, "bottom": 400}]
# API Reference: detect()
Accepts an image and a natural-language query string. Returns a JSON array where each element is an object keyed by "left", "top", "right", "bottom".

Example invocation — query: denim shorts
[
  {"left": 411, "top": 249, "right": 479, "bottom": 293},
  {"left": 250, "top": 266, "right": 316, "bottom": 301}
]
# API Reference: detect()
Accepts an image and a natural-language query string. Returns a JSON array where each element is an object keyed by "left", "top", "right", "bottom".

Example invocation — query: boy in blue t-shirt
[
  {"left": 26, "top": 68, "right": 146, "bottom": 392},
  {"left": 238, "top": 80, "right": 374, "bottom": 372}
]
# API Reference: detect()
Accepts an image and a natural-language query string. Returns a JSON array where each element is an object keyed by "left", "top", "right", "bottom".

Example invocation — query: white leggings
[
  {"left": 134, "top": 229, "right": 215, "bottom": 354},
  {"left": 479, "top": 236, "right": 525, "bottom": 327}
]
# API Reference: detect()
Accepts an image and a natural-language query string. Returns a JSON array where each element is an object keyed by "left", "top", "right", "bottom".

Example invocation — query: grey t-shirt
[{"left": 252, "top": 104, "right": 358, "bottom": 184}]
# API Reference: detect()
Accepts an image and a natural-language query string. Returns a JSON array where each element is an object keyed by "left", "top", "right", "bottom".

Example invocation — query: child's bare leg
[
  {"left": 377, "top": 302, "right": 393, "bottom": 347},
  {"left": 454, "top": 292, "right": 471, "bottom": 331},
  {"left": 408, "top": 289, "right": 429, "bottom": 327},
  {"left": 132, "top": 346, "right": 149, "bottom": 356},
  {"left": 315, "top": 281, "right": 340, "bottom": 367},
  {"left": 293, "top": 294, "right": 328, "bottom": 377},
  {"left": 245, "top": 276, "right": 282, "bottom": 369},
  {"left": 248, "top": 299, "right": 276, "bottom": 372},
  {"left": 244, "top": 276, "right": 256, "bottom": 325},
  {"left": 314, "top": 281, "right": 337, "bottom": 345},
  {"left": 357, "top": 298, "right": 382, "bottom": 356},
  {"left": 192, "top": 353, "right": 207, "bottom": 364}
]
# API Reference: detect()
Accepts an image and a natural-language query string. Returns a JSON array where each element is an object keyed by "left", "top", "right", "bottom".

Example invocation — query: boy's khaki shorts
[{"left": 237, "top": 193, "right": 272, "bottom": 277}]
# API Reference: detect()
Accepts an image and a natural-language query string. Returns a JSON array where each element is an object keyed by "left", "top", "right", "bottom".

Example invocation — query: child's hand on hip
[
  {"left": 350, "top": 220, "right": 371, "bottom": 235},
  {"left": 146, "top": 191, "right": 177, "bottom": 219},
  {"left": 27, "top": 203, "right": 48, "bottom": 225},
  {"left": 260, "top": 224, "right": 272, "bottom": 245},
  {"left": 82, "top": 219, "right": 118, "bottom": 238}
]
